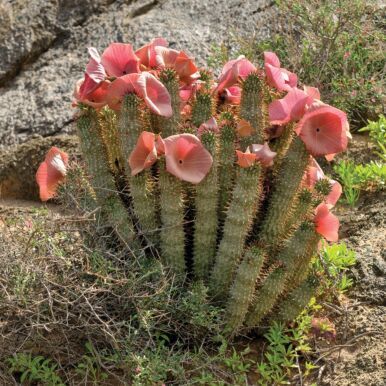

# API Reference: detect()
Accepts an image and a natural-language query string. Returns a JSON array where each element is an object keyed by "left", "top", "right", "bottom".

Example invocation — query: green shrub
[{"left": 359, "top": 114, "right": 386, "bottom": 160}]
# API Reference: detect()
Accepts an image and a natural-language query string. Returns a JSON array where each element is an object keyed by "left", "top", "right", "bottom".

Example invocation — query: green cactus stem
[
  {"left": 246, "top": 223, "right": 318, "bottom": 327},
  {"left": 271, "top": 275, "right": 319, "bottom": 323},
  {"left": 217, "top": 113, "right": 236, "bottom": 221},
  {"left": 271, "top": 123, "right": 295, "bottom": 173},
  {"left": 245, "top": 266, "right": 287, "bottom": 327},
  {"left": 210, "top": 164, "right": 263, "bottom": 298},
  {"left": 239, "top": 73, "right": 266, "bottom": 148},
  {"left": 192, "top": 92, "right": 214, "bottom": 127},
  {"left": 258, "top": 136, "right": 310, "bottom": 250},
  {"left": 193, "top": 131, "right": 219, "bottom": 280},
  {"left": 77, "top": 110, "right": 139, "bottom": 251},
  {"left": 118, "top": 94, "right": 159, "bottom": 247},
  {"left": 226, "top": 246, "right": 265, "bottom": 332}
]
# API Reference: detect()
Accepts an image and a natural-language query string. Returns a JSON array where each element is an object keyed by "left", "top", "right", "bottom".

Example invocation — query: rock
[{"left": 0, "top": 0, "right": 278, "bottom": 147}]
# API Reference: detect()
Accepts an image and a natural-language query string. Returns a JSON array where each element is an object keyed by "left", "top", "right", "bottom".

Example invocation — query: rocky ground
[{"left": 0, "top": 0, "right": 385, "bottom": 385}]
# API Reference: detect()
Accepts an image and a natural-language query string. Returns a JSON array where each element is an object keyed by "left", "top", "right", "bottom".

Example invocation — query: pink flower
[
  {"left": 36, "top": 147, "right": 68, "bottom": 201},
  {"left": 250, "top": 142, "right": 277, "bottom": 167},
  {"left": 304, "top": 159, "right": 342, "bottom": 207},
  {"left": 106, "top": 72, "right": 172, "bottom": 117},
  {"left": 85, "top": 47, "right": 106, "bottom": 83},
  {"left": 269, "top": 87, "right": 312, "bottom": 125},
  {"left": 135, "top": 37, "right": 168, "bottom": 68},
  {"left": 237, "top": 119, "right": 253, "bottom": 137},
  {"left": 197, "top": 117, "right": 219, "bottom": 136},
  {"left": 264, "top": 51, "right": 297, "bottom": 92},
  {"left": 236, "top": 149, "right": 256, "bottom": 168},
  {"left": 295, "top": 105, "right": 349, "bottom": 156},
  {"left": 101, "top": 43, "right": 140, "bottom": 77},
  {"left": 222, "top": 86, "right": 241, "bottom": 104},
  {"left": 163, "top": 134, "right": 213, "bottom": 184},
  {"left": 128, "top": 131, "right": 159, "bottom": 176},
  {"left": 216, "top": 56, "right": 256, "bottom": 92},
  {"left": 155, "top": 47, "right": 200, "bottom": 85},
  {"left": 74, "top": 78, "right": 110, "bottom": 109},
  {"left": 314, "top": 203, "right": 339, "bottom": 242}
]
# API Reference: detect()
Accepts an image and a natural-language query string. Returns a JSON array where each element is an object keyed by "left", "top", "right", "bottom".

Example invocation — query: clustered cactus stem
[{"left": 37, "top": 40, "right": 349, "bottom": 335}]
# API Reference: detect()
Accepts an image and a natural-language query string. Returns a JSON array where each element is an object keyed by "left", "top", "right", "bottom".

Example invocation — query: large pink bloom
[
  {"left": 135, "top": 37, "right": 168, "bottom": 68},
  {"left": 304, "top": 158, "right": 342, "bottom": 207},
  {"left": 36, "top": 147, "right": 68, "bottom": 202},
  {"left": 74, "top": 78, "right": 110, "bottom": 109},
  {"left": 295, "top": 105, "right": 349, "bottom": 156},
  {"left": 264, "top": 52, "right": 297, "bottom": 92},
  {"left": 269, "top": 87, "right": 312, "bottom": 125},
  {"left": 314, "top": 203, "right": 339, "bottom": 242},
  {"left": 101, "top": 43, "right": 140, "bottom": 77},
  {"left": 106, "top": 72, "right": 172, "bottom": 116},
  {"left": 155, "top": 47, "right": 200, "bottom": 85},
  {"left": 129, "top": 131, "right": 159, "bottom": 176},
  {"left": 163, "top": 134, "right": 213, "bottom": 184},
  {"left": 216, "top": 56, "right": 256, "bottom": 92}
]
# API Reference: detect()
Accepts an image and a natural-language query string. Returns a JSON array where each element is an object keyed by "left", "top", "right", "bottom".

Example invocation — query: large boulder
[{"left": 0, "top": 0, "right": 277, "bottom": 147}]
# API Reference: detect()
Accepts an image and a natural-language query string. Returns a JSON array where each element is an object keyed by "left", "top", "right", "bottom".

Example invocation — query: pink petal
[
  {"left": 295, "top": 105, "right": 349, "bottom": 156},
  {"left": 155, "top": 46, "right": 179, "bottom": 67},
  {"left": 175, "top": 51, "right": 200, "bottom": 84},
  {"left": 325, "top": 153, "right": 336, "bottom": 161},
  {"left": 78, "top": 73, "right": 100, "bottom": 99},
  {"left": 326, "top": 180, "right": 342, "bottom": 208},
  {"left": 217, "top": 56, "right": 256, "bottom": 92},
  {"left": 304, "top": 85, "right": 320, "bottom": 100},
  {"left": 314, "top": 203, "right": 339, "bottom": 242},
  {"left": 106, "top": 73, "right": 139, "bottom": 110},
  {"left": 250, "top": 142, "right": 277, "bottom": 167},
  {"left": 236, "top": 149, "right": 256, "bottom": 168},
  {"left": 134, "top": 72, "right": 172, "bottom": 117},
  {"left": 36, "top": 147, "right": 68, "bottom": 201},
  {"left": 101, "top": 43, "right": 140, "bottom": 77},
  {"left": 135, "top": 37, "right": 168, "bottom": 68},
  {"left": 224, "top": 86, "right": 241, "bottom": 104},
  {"left": 198, "top": 117, "right": 218, "bottom": 136},
  {"left": 304, "top": 158, "right": 325, "bottom": 188},
  {"left": 74, "top": 78, "right": 110, "bottom": 108},
  {"left": 85, "top": 47, "right": 106, "bottom": 83},
  {"left": 264, "top": 51, "right": 281, "bottom": 67},
  {"left": 128, "top": 131, "right": 158, "bottom": 176},
  {"left": 164, "top": 134, "right": 213, "bottom": 184}
]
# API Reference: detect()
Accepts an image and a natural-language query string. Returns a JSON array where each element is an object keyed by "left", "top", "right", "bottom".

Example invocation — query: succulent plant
[{"left": 36, "top": 39, "right": 349, "bottom": 334}]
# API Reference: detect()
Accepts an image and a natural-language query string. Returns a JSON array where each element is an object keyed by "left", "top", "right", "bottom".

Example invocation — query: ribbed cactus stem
[
  {"left": 119, "top": 94, "right": 159, "bottom": 247},
  {"left": 272, "top": 123, "right": 295, "bottom": 173},
  {"left": 272, "top": 275, "right": 319, "bottom": 323},
  {"left": 259, "top": 136, "right": 310, "bottom": 249},
  {"left": 193, "top": 132, "right": 218, "bottom": 280},
  {"left": 77, "top": 110, "right": 138, "bottom": 251},
  {"left": 245, "top": 267, "right": 287, "bottom": 327},
  {"left": 159, "top": 160, "right": 186, "bottom": 275},
  {"left": 210, "top": 164, "right": 262, "bottom": 298},
  {"left": 246, "top": 223, "right": 318, "bottom": 327},
  {"left": 192, "top": 92, "right": 213, "bottom": 127},
  {"left": 218, "top": 114, "right": 236, "bottom": 220},
  {"left": 158, "top": 69, "right": 181, "bottom": 136},
  {"left": 226, "top": 247, "right": 265, "bottom": 332},
  {"left": 239, "top": 73, "right": 265, "bottom": 147}
]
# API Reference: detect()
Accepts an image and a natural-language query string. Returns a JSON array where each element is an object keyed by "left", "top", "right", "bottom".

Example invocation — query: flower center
[
  {"left": 179, "top": 160, "right": 183, "bottom": 164},
  {"left": 316, "top": 128, "right": 320, "bottom": 132}
]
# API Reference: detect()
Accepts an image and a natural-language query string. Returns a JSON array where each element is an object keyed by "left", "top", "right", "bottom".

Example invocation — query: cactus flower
[
  {"left": 36, "top": 147, "right": 68, "bottom": 201},
  {"left": 251, "top": 143, "right": 277, "bottom": 167},
  {"left": 222, "top": 86, "right": 241, "bottom": 104},
  {"left": 216, "top": 56, "right": 256, "bottom": 92},
  {"left": 236, "top": 149, "right": 256, "bottom": 168},
  {"left": 264, "top": 51, "right": 297, "bottom": 91},
  {"left": 74, "top": 78, "right": 110, "bottom": 108},
  {"left": 295, "top": 105, "right": 349, "bottom": 156},
  {"left": 237, "top": 119, "right": 253, "bottom": 137},
  {"left": 198, "top": 117, "right": 219, "bottom": 136},
  {"left": 106, "top": 72, "right": 172, "bottom": 116},
  {"left": 314, "top": 203, "right": 339, "bottom": 242},
  {"left": 101, "top": 43, "right": 140, "bottom": 77},
  {"left": 163, "top": 134, "right": 213, "bottom": 184},
  {"left": 135, "top": 37, "right": 168, "bottom": 68},
  {"left": 85, "top": 47, "right": 106, "bottom": 83},
  {"left": 129, "top": 131, "right": 159, "bottom": 176}
]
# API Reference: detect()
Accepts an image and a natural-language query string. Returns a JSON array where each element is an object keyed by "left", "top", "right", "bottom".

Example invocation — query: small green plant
[
  {"left": 7, "top": 353, "right": 65, "bottom": 385},
  {"left": 334, "top": 160, "right": 386, "bottom": 205},
  {"left": 314, "top": 241, "right": 357, "bottom": 295},
  {"left": 359, "top": 114, "right": 386, "bottom": 161}
]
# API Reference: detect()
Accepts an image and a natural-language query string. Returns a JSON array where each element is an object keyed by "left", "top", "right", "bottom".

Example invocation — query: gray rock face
[{"left": 0, "top": 0, "right": 277, "bottom": 147}]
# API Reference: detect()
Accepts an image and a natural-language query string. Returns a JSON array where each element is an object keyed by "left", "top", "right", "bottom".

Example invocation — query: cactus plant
[{"left": 36, "top": 40, "right": 349, "bottom": 334}]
